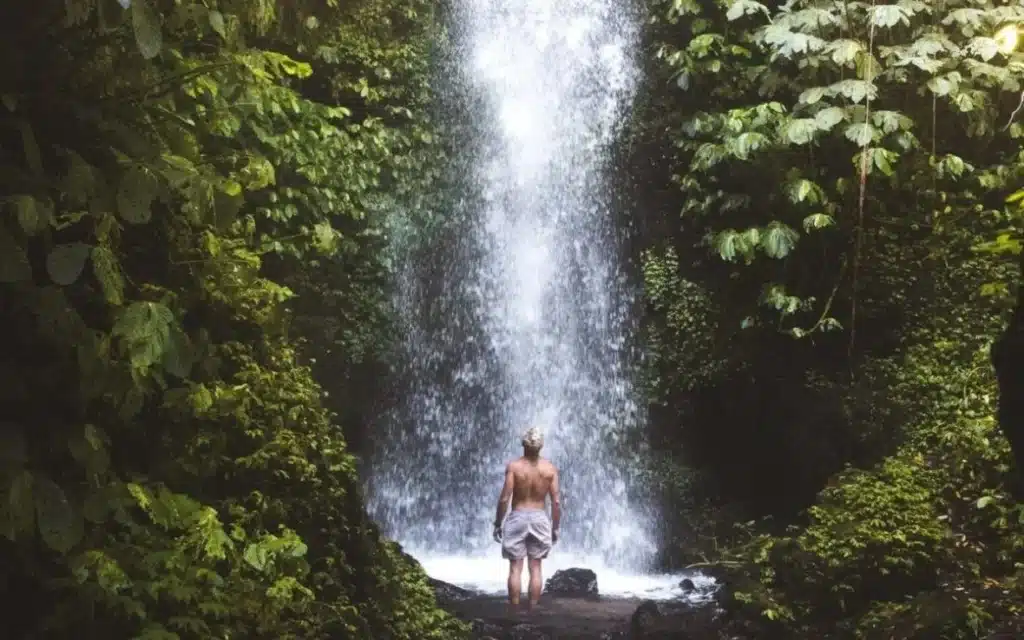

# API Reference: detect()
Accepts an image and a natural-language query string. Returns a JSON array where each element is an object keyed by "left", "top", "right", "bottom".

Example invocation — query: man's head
[{"left": 522, "top": 426, "right": 543, "bottom": 456}]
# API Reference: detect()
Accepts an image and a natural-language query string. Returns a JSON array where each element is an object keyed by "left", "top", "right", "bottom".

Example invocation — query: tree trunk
[{"left": 991, "top": 250, "right": 1024, "bottom": 493}]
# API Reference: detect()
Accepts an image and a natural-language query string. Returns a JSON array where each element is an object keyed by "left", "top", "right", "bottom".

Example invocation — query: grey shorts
[{"left": 501, "top": 509, "right": 552, "bottom": 560}]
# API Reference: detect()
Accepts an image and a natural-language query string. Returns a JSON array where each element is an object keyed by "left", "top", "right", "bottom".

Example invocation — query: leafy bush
[
  {"left": 0, "top": 1, "right": 466, "bottom": 638},
  {"left": 637, "top": 0, "right": 1024, "bottom": 635}
]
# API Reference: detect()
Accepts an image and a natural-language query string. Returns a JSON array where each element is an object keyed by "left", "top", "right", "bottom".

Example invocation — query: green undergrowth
[
  {"left": 0, "top": 1, "right": 466, "bottom": 638},
  {"left": 638, "top": 0, "right": 1024, "bottom": 636}
]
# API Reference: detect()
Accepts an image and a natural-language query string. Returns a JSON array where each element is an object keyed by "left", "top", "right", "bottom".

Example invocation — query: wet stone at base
[{"left": 544, "top": 568, "right": 599, "bottom": 598}]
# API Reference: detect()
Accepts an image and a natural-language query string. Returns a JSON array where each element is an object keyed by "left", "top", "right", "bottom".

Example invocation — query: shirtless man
[{"left": 492, "top": 426, "right": 561, "bottom": 612}]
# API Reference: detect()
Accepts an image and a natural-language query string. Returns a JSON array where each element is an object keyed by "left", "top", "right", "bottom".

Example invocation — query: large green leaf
[
  {"left": 761, "top": 222, "right": 800, "bottom": 259},
  {"left": 826, "top": 39, "right": 863, "bottom": 65},
  {"left": 814, "top": 106, "right": 846, "bottom": 131},
  {"left": 803, "top": 213, "right": 835, "bottom": 231},
  {"left": 869, "top": 5, "right": 909, "bottom": 28},
  {"left": 966, "top": 37, "right": 999, "bottom": 62},
  {"left": 829, "top": 79, "right": 876, "bottom": 104},
  {"left": 12, "top": 195, "right": 48, "bottom": 235},
  {"left": 927, "top": 74, "right": 959, "bottom": 96},
  {"left": 46, "top": 243, "right": 92, "bottom": 286},
  {"left": 112, "top": 301, "right": 175, "bottom": 372},
  {"left": 115, "top": 166, "right": 157, "bottom": 224},
  {"left": 244, "top": 542, "right": 269, "bottom": 571},
  {"left": 713, "top": 229, "right": 741, "bottom": 261},
  {"left": 34, "top": 474, "right": 83, "bottom": 554},
  {"left": 726, "top": 0, "right": 769, "bottom": 21},
  {"left": 783, "top": 118, "right": 818, "bottom": 145},
  {"left": 844, "top": 123, "right": 877, "bottom": 146},
  {"left": 727, "top": 132, "right": 768, "bottom": 160},
  {"left": 162, "top": 324, "right": 194, "bottom": 379},
  {"left": 131, "top": 0, "right": 163, "bottom": 60},
  {"left": 62, "top": 151, "right": 96, "bottom": 205},
  {"left": 312, "top": 221, "right": 338, "bottom": 254},
  {"left": 91, "top": 246, "right": 125, "bottom": 305},
  {"left": 871, "top": 148, "right": 897, "bottom": 176},
  {"left": 2, "top": 470, "right": 35, "bottom": 541},
  {"left": 788, "top": 179, "right": 820, "bottom": 203},
  {"left": 871, "top": 110, "right": 910, "bottom": 134},
  {"left": 68, "top": 424, "right": 110, "bottom": 477},
  {"left": 799, "top": 86, "right": 826, "bottom": 105},
  {"left": 208, "top": 10, "right": 226, "bottom": 38}
]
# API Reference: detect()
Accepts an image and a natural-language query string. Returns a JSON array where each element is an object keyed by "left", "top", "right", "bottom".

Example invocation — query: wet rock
[
  {"left": 628, "top": 599, "right": 732, "bottom": 640},
  {"left": 469, "top": 617, "right": 504, "bottom": 639},
  {"left": 544, "top": 567, "right": 598, "bottom": 597},
  {"left": 428, "top": 577, "right": 475, "bottom": 605},
  {"left": 630, "top": 600, "right": 662, "bottom": 637},
  {"left": 679, "top": 578, "right": 696, "bottom": 593},
  {"left": 698, "top": 566, "right": 742, "bottom": 614},
  {"left": 468, "top": 621, "right": 554, "bottom": 640},
  {"left": 508, "top": 623, "right": 552, "bottom": 640}
]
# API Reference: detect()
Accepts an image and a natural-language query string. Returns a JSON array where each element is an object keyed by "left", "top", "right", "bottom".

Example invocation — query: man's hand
[{"left": 493, "top": 523, "right": 502, "bottom": 544}]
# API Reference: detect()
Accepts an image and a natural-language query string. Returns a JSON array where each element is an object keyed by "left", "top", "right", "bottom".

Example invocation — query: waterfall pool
[{"left": 409, "top": 550, "right": 718, "bottom": 603}]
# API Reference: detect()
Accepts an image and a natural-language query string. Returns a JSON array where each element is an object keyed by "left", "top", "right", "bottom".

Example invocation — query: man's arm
[
  {"left": 494, "top": 463, "right": 514, "bottom": 527},
  {"left": 549, "top": 467, "right": 561, "bottom": 537}
]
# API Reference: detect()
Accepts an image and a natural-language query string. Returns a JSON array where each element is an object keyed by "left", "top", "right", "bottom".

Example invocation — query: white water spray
[{"left": 369, "top": 0, "right": 702, "bottom": 600}]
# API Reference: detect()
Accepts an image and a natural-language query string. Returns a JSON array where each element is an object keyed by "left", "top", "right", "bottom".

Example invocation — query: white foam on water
[{"left": 411, "top": 550, "right": 718, "bottom": 603}]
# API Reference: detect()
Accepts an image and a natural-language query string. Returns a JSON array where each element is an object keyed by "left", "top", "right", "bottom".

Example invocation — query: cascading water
[{"left": 368, "top": 0, "right": 710, "bottom": 600}]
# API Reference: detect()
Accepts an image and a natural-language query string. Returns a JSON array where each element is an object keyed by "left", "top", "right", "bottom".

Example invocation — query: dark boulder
[
  {"left": 469, "top": 618, "right": 504, "bottom": 639},
  {"left": 630, "top": 600, "right": 662, "bottom": 637},
  {"left": 543, "top": 567, "right": 598, "bottom": 597},
  {"left": 627, "top": 597, "right": 734, "bottom": 639},
  {"left": 428, "top": 577, "right": 475, "bottom": 605},
  {"left": 679, "top": 578, "right": 696, "bottom": 593}
]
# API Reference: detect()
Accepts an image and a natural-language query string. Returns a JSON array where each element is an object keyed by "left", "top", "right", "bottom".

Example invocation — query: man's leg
[
  {"left": 507, "top": 558, "right": 524, "bottom": 610},
  {"left": 527, "top": 557, "right": 543, "bottom": 608}
]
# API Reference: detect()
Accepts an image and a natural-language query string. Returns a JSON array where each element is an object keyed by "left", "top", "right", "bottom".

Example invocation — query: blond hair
[{"left": 522, "top": 426, "right": 544, "bottom": 450}]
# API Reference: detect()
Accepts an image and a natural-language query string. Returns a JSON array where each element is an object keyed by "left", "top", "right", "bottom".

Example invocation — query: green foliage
[
  {"left": 652, "top": 0, "right": 1024, "bottom": 336},
  {"left": 640, "top": 0, "right": 1024, "bottom": 636},
  {"left": 696, "top": 229, "right": 1024, "bottom": 634},
  {"left": 0, "top": 1, "right": 465, "bottom": 638},
  {"left": 641, "top": 246, "right": 728, "bottom": 401}
]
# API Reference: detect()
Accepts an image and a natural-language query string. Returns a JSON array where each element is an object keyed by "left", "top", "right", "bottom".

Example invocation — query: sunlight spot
[{"left": 995, "top": 24, "right": 1019, "bottom": 55}]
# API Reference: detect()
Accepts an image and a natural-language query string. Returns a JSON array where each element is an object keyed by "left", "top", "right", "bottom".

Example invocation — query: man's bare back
[{"left": 507, "top": 456, "right": 558, "bottom": 511}]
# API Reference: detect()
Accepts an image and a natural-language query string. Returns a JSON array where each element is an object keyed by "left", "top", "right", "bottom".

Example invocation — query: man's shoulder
[{"left": 540, "top": 458, "right": 557, "bottom": 471}]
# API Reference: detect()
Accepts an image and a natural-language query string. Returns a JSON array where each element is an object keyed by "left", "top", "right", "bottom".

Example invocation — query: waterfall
[{"left": 367, "top": 0, "right": 697, "bottom": 598}]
